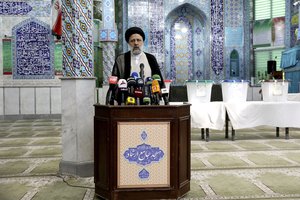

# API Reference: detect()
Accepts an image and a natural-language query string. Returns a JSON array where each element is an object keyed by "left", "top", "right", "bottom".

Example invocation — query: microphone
[
  {"left": 152, "top": 74, "right": 162, "bottom": 86},
  {"left": 139, "top": 63, "right": 144, "bottom": 80},
  {"left": 152, "top": 74, "right": 165, "bottom": 105},
  {"left": 117, "top": 79, "right": 128, "bottom": 105},
  {"left": 135, "top": 78, "right": 144, "bottom": 105},
  {"left": 136, "top": 78, "right": 144, "bottom": 90},
  {"left": 144, "top": 77, "right": 153, "bottom": 105},
  {"left": 131, "top": 72, "right": 139, "bottom": 80},
  {"left": 105, "top": 76, "right": 118, "bottom": 105},
  {"left": 161, "top": 87, "right": 169, "bottom": 105},
  {"left": 127, "top": 76, "right": 136, "bottom": 97},
  {"left": 145, "top": 77, "right": 153, "bottom": 85},
  {"left": 151, "top": 79, "right": 161, "bottom": 105},
  {"left": 143, "top": 97, "right": 151, "bottom": 105},
  {"left": 126, "top": 96, "right": 136, "bottom": 105}
]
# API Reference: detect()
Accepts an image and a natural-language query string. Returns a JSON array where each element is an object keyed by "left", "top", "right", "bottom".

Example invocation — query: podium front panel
[
  {"left": 117, "top": 121, "right": 170, "bottom": 188},
  {"left": 94, "top": 104, "right": 191, "bottom": 200}
]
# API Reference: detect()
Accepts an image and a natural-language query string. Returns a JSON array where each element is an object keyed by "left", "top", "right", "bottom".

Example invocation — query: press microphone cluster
[{"left": 105, "top": 65, "right": 169, "bottom": 106}]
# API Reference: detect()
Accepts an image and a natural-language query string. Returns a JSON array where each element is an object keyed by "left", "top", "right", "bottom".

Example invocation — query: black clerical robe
[{"left": 112, "top": 51, "right": 164, "bottom": 84}]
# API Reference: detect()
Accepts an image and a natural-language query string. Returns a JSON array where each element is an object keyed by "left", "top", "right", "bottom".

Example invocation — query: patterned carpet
[{"left": 1, "top": 119, "right": 300, "bottom": 200}]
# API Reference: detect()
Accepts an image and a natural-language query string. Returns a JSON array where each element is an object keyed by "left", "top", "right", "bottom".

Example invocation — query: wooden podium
[{"left": 94, "top": 104, "right": 191, "bottom": 200}]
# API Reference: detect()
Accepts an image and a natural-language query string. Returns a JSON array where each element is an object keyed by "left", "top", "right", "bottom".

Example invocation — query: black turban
[{"left": 125, "top": 27, "right": 145, "bottom": 43}]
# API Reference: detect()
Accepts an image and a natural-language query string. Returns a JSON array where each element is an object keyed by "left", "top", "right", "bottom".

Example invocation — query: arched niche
[
  {"left": 229, "top": 49, "right": 239, "bottom": 77},
  {"left": 164, "top": 3, "right": 209, "bottom": 85}
]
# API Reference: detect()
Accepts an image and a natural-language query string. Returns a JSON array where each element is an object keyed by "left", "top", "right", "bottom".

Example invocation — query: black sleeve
[
  {"left": 147, "top": 53, "right": 165, "bottom": 88},
  {"left": 111, "top": 57, "right": 120, "bottom": 78}
]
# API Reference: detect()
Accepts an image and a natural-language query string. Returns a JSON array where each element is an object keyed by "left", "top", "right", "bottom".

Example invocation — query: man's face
[{"left": 128, "top": 34, "right": 144, "bottom": 55}]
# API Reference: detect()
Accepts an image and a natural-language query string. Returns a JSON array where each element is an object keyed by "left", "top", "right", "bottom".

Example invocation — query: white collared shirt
[{"left": 130, "top": 52, "right": 151, "bottom": 79}]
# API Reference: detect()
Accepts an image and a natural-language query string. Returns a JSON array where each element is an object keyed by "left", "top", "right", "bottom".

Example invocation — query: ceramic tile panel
[
  {"left": 164, "top": 0, "right": 210, "bottom": 18},
  {"left": 164, "top": 3, "right": 209, "bottom": 83},
  {"left": 62, "top": 0, "right": 93, "bottom": 77},
  {"left": 127, "top": 0, "right": 151, "bottom": 51},
  {"left": 0, "top": 0, "right": 51, "bottom": 17},
  {"left": 0, "top": 1, "right": 33, "bottom": 16},
  {"left": 12, "top": 18, "right": 55, "bottom": 79},
  {"left": 149, "top": 0, "right": 164, "bottom": 70},
  {"left": 243, "top": 0, "right": 251, "bottom": 78},
  {"left": 164, "top": 0, "right": 210, "bottom": 81},
  {"left": 224, "top": 0, "right": 243, "bottom": 27},
  {"left": 102, "top": 0, "right": 115, "bottom": 29},
  {"left": 170, "top": 16, "right": 193, "bottom": 84},
  {"left": 224, "top": 0, "right": 248, "bottom": 79},
  {"left": 193, "top": 20, "right": 206, "bottom": 80},
  {"left": 211, "top": 0, "right": 224, "bottom": 79},
  {"left": 100, "top": 0, "right": 117, "bottom": 41},
  {"left": 102, "top": 42, "right": 116, "bottom": 84},
  {"left": 100, "top": 0, "right": 117, "bottom": 84}
]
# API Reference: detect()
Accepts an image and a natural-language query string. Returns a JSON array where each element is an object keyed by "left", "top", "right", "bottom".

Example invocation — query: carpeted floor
[{"left": 1, "top": 119, "right": 300, "bottom": 200}]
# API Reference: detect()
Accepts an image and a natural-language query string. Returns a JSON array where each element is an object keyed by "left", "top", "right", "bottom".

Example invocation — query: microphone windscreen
[
  {"left": 161, "top": 88, "right": 169, "bottom": 105},
  {"left": 134, "top": 89, "right": 143, "bottom": 99},
  {"left": 143, "top": 97, "right": 151, "bottom": 105},
  {"left": 126, "top": 96, "right": 136, "bottom": 105},
  {"left": 109, "top": 76, "right": 118, "bottom": 84},
  {"left": 145, "top": 77, "right": 153, "bottom": 85},
  {"left": 131, "top": 72, "right": 139, "bottom": 79},
  {"left": 152, "top": 74, "right": 161, "bottom": 81},
  {"left": 106, "top": 76, "right": 118, "bottom": 105},
  {"left": 136, "top": 78, "right": 144, "bottom": 87},
  {"left": 139, "top": 64, "right": 145, "bottom": 79},
  {"left": 140, "top": 63, "right": 144, "bottom": 69},
  {"left": 127, "top": 77, "right": 136, "bottom": 86},
  {"left": 118, "top": 79, "right": 127, "bottom": 88},
  {"left": 143, "top": 84, "right": 150, "bottom": 97},
  {"left": 151, "top": 79, "right": 160, "bottom": 93}
]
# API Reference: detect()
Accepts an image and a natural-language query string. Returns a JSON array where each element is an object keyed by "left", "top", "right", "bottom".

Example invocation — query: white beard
[{"left": 131, "top": 46, "right": 143, "bottom": 55}]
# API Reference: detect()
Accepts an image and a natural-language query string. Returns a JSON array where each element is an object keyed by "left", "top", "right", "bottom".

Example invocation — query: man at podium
[{"left": 111, "top": 26, "right": 164, "bottom": 81}]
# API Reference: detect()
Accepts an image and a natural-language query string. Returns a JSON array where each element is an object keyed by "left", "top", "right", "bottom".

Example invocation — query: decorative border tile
[
  {"left": 0, "top": 1, "right": 51, "bottom": 17},
  {"left": 211, "top": 0, "right": 224, "bottom": 78},
  {"left": 62, "top": 0, "right": 93, "bottom": 77}
]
